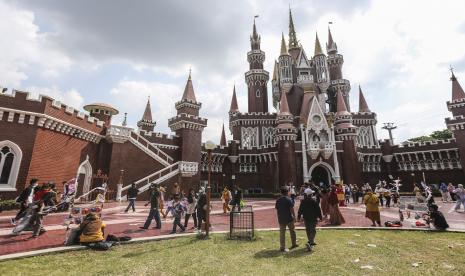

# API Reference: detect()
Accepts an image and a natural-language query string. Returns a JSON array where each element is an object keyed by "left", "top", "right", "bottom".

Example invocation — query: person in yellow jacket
[
  {"left": 221, "top": 187, "right": 232, "bottom": 214},
  {"left": 78, "top": 212, "right": 114, "bottom": 250},
  {"left": 363, "top": 188, "right": 382, "bottom": 227}
]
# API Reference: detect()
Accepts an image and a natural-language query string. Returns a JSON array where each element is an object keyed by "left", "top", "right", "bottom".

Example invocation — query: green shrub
[{"left": 0, "top": 200, "right": 20, "bottom": 211}]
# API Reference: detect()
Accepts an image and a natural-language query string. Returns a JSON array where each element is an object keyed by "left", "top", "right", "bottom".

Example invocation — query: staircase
[
  {"left": 129, "top": 131, "right": 173, "bottom": 167},
  {"left": 120, "top": 161, "right": 180, "bottom": 200}
]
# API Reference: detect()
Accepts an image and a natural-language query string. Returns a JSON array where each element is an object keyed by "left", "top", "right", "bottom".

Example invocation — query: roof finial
[
  {"left": 188, "top": 68, "right": 192, "bottom": 80},
  {"left": 122, "top": 112, "right": 127, "bottom": 126}
]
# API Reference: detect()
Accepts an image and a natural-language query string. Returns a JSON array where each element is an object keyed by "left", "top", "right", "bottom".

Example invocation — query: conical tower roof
[
  {"left": 279, "top": 91, "right": 291, "bottom": 116},
  {"left": 280, "top": 33, "right": 288, "bottom": 55},
  {"left": 229, "top": 85, "right": 239, "bottom": 112},
  {"left": 220, "top": 123, "right": 227, "bottom": 146},
  {"left": 358, "top": 86, "right": 371, "bottom": 112},
  {"left": 314, "top": 32, "right": 323, "bottom": 56},
  {"left": 451, "top": 71, "right": 465, "bottom": 101},
  {"left": 182, "top": 70, "right": 197, "bottom": 102},
  {"left": 141, "top": 97, "right": 153, "bottom": 122},
  {"left": 336, "top": 90, "right": 350, "bottom": 116}
]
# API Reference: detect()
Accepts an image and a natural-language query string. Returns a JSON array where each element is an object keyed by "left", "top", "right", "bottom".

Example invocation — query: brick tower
[
  {"left": 168, "top": 71, "right": 207, "bottom": 188},
  {"left": 276, "top": 91, "right": 298, "bottom": 186},
  {"left": 446, "top": 71, "right": 465, "bottom": 174},
  {"left": 245, "top": 19, "right": 269, "bottom": 113},
  {"left": 334, "top": 90, "right": 360, "bottom": 185}
]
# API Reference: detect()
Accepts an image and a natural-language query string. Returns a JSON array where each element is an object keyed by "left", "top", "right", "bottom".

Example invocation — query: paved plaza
[{"left": 1, "top": 197, "right": 464, "bottom": 257}]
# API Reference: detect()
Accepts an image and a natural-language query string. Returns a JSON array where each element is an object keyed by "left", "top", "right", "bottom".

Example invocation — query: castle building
[{"left": 1, "top": 11, "right": 465, "bottom": 199}]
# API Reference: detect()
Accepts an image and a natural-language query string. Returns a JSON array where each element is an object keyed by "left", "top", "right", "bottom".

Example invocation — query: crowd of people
[{"left": 7, "top": 176, "right": 462, "bottom": 253}]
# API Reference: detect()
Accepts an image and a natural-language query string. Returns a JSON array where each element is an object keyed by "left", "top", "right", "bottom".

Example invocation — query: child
[{"left": 169, "top": 196, "right": 186, "bottom": 234}]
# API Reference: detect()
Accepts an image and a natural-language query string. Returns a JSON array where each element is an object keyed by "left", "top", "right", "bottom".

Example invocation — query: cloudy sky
[{"left": 2, "top": 0, "right": 465, "bottom": 143}]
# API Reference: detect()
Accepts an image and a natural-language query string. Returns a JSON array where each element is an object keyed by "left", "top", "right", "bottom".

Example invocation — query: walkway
[{"left": 0, "top": 198, "right": 464, "bottom": 256}]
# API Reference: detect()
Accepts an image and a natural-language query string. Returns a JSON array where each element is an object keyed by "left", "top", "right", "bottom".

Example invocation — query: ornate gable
[{"left": 306, "top": 96, "right": 329, "bottom": 134}]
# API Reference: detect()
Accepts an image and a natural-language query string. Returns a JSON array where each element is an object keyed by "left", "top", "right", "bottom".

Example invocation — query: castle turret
[
  {"left": 168, "top": 71, "right": 208, "bottom": 188},
  {"left": 137, "top": 97, "right": 156, "bottom": 133},
  {"left": 278, "top": 33, "right": 293, "bottom": 95},
  {"left": 83, "top": 103, "right": 119, "bottom": 127},
  {"left": 326, "top": 27, "right": 351, "bottom": 112},
  {"left": 313, "top": 32, "right": 329, "bottom": 112},
  {"left": 276, "top": 91, "right": 298, "bottom": 186},
  {"left": 334, "top": 90, "right": 360, "bottom": 185},
  {"left": 220, "top": 123, "right": 227, "bottom": 146},
  {"left": 288, "top": 8, "right": 300, "bottom": 58},
  {"left": 245, "top": 19, "right": 269, "bottom": 113}
]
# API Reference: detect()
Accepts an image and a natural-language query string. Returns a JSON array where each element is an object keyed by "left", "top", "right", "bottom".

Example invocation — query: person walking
[
  {"left": 320, "top": 187, "right": 330, "bottom": 220},
  {"left": 328, "top": 185, "right": 345, "bottom": 226},
  {"left": 124, "top": 183, "right": 139, "bottom": 213},
  {"left": 363, "top": 188, "right": 381, "bottom": 227},
  {"left": 169, "top": 195, "right": 186, "bottom": 234},
  {"left": 384, "top": 188, "right": 392, "bottom": 208},
  {"left": 12, "top": 179, "right": 39, "bottom": 225},
  {"left": 221, "top": 187, "right": 232, "bottom": 214},
  {"left": 196, "top": 187, "right": 207, "bottom": 232},
  {"left": 448, "top": 183, "right": 456, "bottom": 201},
  {"left": 184, "top": 188, "right": 198, "bottom": 229},
  {"left": 440, "top": 182, "right": 449, "bottom": 203},
  {"left": 275, "top": 186, "right": 298, "bottom": 252},
  {"left": 375, "top": 184, "right": 384, "bottom": 207},
  {"left": 344, "top": 184, "right": 351, "bottom": 204},
  {"left": 231, "top": 185, "right": 243, "bottom": 211},
  {"left": 140, "top": 184, "right": 161, "bottom": 230},
  {"left": 453, "top": 184, "right": 465, "bottom": 212},
  {"left": 297, "top": 188, "right": 322, "bottom": 252},
  {"left": 351, "top": 184, "right": 358, "bottom": 204}
]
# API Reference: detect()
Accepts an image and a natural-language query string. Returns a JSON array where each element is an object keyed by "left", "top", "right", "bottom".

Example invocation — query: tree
[{"left": 406, "top": 129, "right": 452, "bottom": 143}]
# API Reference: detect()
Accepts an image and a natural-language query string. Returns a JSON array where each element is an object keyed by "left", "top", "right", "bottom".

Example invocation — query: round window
[{"left": 313, "top": 115, "right": 321, "bottom": 123}]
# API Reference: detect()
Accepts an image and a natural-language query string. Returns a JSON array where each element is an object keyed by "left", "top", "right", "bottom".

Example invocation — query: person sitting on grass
[
  {"left": 275, "top": 186, "right": 298, "bottom": 252},
  {"left": 363, "top": 188, "right": 381, "bottom": 227},
  {"left": 424, "top": 204, "right": 449, "bottom": 230},
  {"left": 298, "top": 188, "right": 322, "bottom": 252},
  {"left": 169, "top": 195, "right": 186, "bottom": 234}
]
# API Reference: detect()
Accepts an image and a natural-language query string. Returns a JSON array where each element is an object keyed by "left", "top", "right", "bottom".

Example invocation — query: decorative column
[{"left": 300, "top": 125, "right": 310, "bottom": 183}]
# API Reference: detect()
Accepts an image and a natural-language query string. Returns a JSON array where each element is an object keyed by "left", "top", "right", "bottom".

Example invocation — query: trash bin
[{"left": 229, "top": 205, "right": 254, "bottom": 239}]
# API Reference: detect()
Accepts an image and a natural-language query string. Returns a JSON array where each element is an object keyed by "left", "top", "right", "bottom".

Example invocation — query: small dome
[{"left": 84, "top": 103, "right": 119, "bottom": 115}]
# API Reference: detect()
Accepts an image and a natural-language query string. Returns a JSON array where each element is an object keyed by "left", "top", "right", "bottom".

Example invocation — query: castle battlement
[
  {"left": 1, "top": 89, "right": 105, "bottom": 131},
  {"left": 397, "top": 138, "right": 457, "bottom": 148}
]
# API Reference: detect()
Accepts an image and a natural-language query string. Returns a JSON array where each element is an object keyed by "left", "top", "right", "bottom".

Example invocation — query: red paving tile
[{"left": 0, "top": 198, "right": 463, "bottom": 256}]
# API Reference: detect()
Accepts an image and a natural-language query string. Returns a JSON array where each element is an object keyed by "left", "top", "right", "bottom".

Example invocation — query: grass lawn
[{"left": 1, "top": 230, "right": 465, "bottom": 276}]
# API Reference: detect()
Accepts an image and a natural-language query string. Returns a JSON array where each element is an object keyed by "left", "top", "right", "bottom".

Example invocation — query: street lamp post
[{"left": 204, "top": 140, "right": 216, "bottom": 237}]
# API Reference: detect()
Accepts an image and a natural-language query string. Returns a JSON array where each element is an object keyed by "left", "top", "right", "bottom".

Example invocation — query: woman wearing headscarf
[
  {"left": 363, "top": 188, "right": 381, "bottom": 227},
  {"left": 328, "top": 185, "right": 345, "bottom": 225}
]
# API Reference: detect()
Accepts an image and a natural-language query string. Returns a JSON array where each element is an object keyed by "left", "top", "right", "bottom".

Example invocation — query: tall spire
[
  {"left": 314, "top": 32, "right": 323, "bottom": 56},
  {"left": 328, "top": 27, "right": 334, "bottom": 47},
  {"left": 358, "top": 86, "right": 371, "bottom": 112},
  {"left": 451, "top": 69, "right": 465, "bottom": 101},
  {"left": 182, "top": 69, "right": 197, "bottom": 102},
  {"left": 220, "top": 123, "right": 227, "bottom": 146},
  {"left": 280, "top": 33, "right": 288, "bottom": 55},
  {"left": 336, "top": 90, "right": 350, "bottom": 116},
  {"left": 279, "top": 90, "right": 291, "bottom": 115},
  {"left": 229, "top": 85, "right": 239, "bottom": 112},
  {"left": 272, "top": 60, "right": 278, "bottom": 80},
  {"left": 141, "top": 96, "right": 153, "bottom": 122},
  {"left": 327, "top": 26, "right": 338, "bottom": 54},
  {"left": 288, "top": 8, "right": 298, "bottom": 49},
  {"left": 250, "top": 17, "right": 260, "bottom": 50}
]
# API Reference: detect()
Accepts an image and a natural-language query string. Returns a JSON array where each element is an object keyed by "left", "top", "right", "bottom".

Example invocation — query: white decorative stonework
[
  {"left": 179, "top": 161, "right": 198, "bottom": 177},
  {"left": 382, "top": 155, "right": 393, "bottom": 163},
  {"left": 106, "top": 125, "right": 133, "bottom": 143}
]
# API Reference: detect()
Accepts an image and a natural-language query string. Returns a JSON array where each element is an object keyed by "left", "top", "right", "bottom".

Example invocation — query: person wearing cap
[
  {"left": 297, "top": 188, "right": 322, "bottom": 251},
  {"left": 453, "top": 184, "right": 465, "bottom": 212},
  {"left": 424, "top": 204, "right": 449, "bottom": 230}
]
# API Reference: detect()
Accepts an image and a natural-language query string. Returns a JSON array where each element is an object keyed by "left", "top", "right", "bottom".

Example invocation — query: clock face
[{"left": 313, "top": 115, "right": 321, "bottom": 123}]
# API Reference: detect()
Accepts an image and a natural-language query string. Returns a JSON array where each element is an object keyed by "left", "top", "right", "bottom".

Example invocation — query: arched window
[
  {"left": 256, "top": 89, "right": 261, "bottom": 98},
  {"left": 0, "top": 141, "right": 22, "bottom": 191}
]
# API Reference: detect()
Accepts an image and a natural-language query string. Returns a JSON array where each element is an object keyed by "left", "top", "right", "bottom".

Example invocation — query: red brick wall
[{"left": 27, "top": 129, "right": 99, "bottom": 194}]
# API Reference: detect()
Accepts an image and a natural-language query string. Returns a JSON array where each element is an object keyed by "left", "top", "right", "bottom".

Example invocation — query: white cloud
[
  {"left": 0, "top": 1, "right": 72, "bottom": 87},
  {"left": 25, "top": 86, "right": 84, "bottom": 108}
]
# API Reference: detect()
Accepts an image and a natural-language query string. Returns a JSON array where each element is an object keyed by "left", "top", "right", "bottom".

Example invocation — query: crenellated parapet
[{"left": 0, "top": 89, "right": 105, "bottom": 143}]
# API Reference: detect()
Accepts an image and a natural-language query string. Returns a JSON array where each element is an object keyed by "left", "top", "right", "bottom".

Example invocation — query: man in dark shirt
[
  {"left": 140, "top": 184, "right": 161, "bottom": 230},
  {"left": 275, "top": 186, "right": 298, "bottom": 252},
  {"left": 298, "top": 188, "right": 322, "bottom": 251},
  {"left": 125, "top": 183, "right": 139, "bottom": 213},
  {"left": 196, "top": 187, "right": 207, "bottom": 232},
  {"left": 231, "top": 185, "right": 243, "bottom": 212}
]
